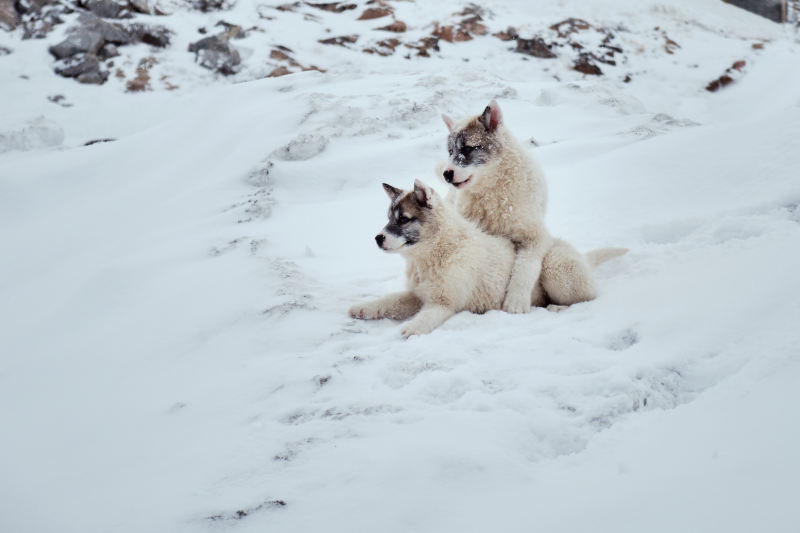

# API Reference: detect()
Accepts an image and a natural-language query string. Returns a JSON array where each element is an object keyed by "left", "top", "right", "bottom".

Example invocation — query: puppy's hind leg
[
  {"left": 540, "top": 239, "right": 597, "bottom": 306},
  {"left": 530, "top": 279, "right": 548, "bottom": 308},
  {"left": 350, "top": 291, "right": 422, "bottom": 320}
]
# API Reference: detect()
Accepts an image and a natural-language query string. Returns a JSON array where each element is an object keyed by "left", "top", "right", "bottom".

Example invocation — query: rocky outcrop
[
  {"left": 706, "top": 60, "right": 746, "bottom": 92},
  {"left": 79, "top": 0, "right": 130, "bottom": 19},
  {"left": 0, "top": 0, "right": 19, "bottom": 30},
  {"left": 188, "top": 33, "right": 240, "bottom": 75},
  {"left": 48, "top": 15, "right": 169, "bottom": 83},
  {"left": 17, "top": 0, "right": 65, "bottom": 39},
  {"left": 189, "top": 0, "right": 234, "bottom": 12},
  {"left": 515, "top": 37, "right": 556, "bottom": 58},
  {"left": 127, "top": 22, "right": 170, "bottom": 47},
  {"left": 48, "top": 16, "right": 129, "bottom": 59},
  {"left": 54, "top": 52, "right": 109, "bottom": 83}
]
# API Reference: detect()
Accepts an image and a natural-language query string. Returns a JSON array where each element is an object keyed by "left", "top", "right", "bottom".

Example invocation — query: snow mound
[{"left": 0, "top": 116, "right": 64, "bottom": 153}]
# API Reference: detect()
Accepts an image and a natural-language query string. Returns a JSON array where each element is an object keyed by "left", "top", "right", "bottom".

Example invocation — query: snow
[{"left": 1, "top": 0, "right": 800, "bottom": 532}]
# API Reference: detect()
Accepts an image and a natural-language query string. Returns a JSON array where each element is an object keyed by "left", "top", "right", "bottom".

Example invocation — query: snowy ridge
[{"left": 2, "top": 1, "right": 800, "bottom": 532}]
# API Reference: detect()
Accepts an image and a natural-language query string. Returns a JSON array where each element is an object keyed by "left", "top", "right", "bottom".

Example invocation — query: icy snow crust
[{"left": 1, "top": 0, "right": 800, "bottom": 532}]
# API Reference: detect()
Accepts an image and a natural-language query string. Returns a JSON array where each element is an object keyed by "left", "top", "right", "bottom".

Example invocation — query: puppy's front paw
[
  {"left": 349, "top": 302, "right": 383, "bottom": 320},
  {"left": 502, "top": 293, "right": 532, "bottom": 314},
  {"left": 401, "top": 319, "right": 431, "bottom": 338}
]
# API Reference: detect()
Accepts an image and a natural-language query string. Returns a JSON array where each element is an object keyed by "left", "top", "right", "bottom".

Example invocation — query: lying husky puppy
[
  {"left": 441, "top": 100, "right": 626, "bottom": 312},
  {"left": 349, "top": 180, "right": 516, "bottom": 337}
]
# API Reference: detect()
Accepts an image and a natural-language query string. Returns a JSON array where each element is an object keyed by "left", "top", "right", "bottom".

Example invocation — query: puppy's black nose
[
  {"left": 375, "top": 234, "right": 385, "bottom": 247},
  {"left": 443, "top": 169, "right": 454, "bottom": 183}
]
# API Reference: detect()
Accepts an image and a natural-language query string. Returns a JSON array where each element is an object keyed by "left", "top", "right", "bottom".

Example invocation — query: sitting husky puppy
[
  {"left": 349, "top": 180, "right": 518, "bottom": 337},
  {"left": 441, "top": 100, "right": 625, "bottom": 312}
]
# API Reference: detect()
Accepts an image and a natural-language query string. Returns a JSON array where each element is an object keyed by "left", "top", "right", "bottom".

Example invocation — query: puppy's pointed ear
[
  {"left": 441, "top": 113, "right": 455, "bottom": 132},
  {"left": 382, "top": 183, "right": 402, "bottom": 201},
  {"left": 480, "top": 100, "right": 503, "bottom": 132},
  {"left": 413, "top": 179, "right": 434, "bottom": 208}
]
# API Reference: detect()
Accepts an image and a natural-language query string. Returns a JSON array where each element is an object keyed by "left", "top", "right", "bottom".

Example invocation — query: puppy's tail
[{"left": 585, "top": 247, "right": 628, "bottom": 268}]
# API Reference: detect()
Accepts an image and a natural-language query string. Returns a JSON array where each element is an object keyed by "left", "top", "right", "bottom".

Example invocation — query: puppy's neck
[{"left": 400, "top": 202, "right": 465, "bottom": 263}]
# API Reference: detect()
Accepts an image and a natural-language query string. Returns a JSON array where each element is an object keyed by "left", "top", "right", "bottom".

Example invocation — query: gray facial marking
[
  {"left": 446, "top": 121, "right": 496, "bottom": 168},
  {"left": 382, "top": 192, "right": 424, "bottom": 245}
]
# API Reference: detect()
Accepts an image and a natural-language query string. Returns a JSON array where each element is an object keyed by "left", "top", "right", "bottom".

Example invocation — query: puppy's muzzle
[{"left": 443, "top": 169, "right": 454, "bottom": 183}]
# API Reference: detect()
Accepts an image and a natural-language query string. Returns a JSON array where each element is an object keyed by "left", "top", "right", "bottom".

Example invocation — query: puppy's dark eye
[
  {"left": 398, "top": 215, "right": 412, "bottom": 224},
  {"left": 460, "top": 145, "right": 476, "bottom": 156}
]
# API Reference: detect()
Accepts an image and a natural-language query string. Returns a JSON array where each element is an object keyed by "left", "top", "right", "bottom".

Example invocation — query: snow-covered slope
[{"left": 1, "top": 1, "right": 799, "bottom": 532}]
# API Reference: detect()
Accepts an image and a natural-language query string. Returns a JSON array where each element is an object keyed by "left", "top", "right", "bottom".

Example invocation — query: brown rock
[
  {"left": 377, "top": 20, "right": 405, "bottom": 32},
  {"left": 306, "top": 2, "right": 356, "bottom": 13},
  {"left": 664, "top": 35, "right": 680, "bottom": 55},
  {"left": 268, "top": 66, "right": 291, "bottom": 77},
  {"left": 276, "top": 2, "right": 300, "bottom": 11},
  {"left": 752, "top": 42, "right": 764, "bottom": 50},
  {"left": 460, "top": 16, "right": 487, "bottom": 36},
  {"left": 573, "top": 53, "right": 603, "bottom": 75},
  {"left": 270, "top": 49, "right": 291, "bottom": 61},
  {"left": 126, "top": 67, "right": 150, "bottom": 91},
  {"left": 357, "top": 7, "right": 391, "bottom": 20},
  {"left": 706, "top": 75, "right": 733, "bottom": 92},
  {"left": 493, "top": 26, "right": 518, "bottom": 41},
  {"left": 318, "top": 34, "right": 357, "bottom": 46},
  {"left": 705, "top": 60, "right": 746, "bottom": 92},
  {"left": 456, "top": 3, "right": 484, "bottom": 18},
  {"left": 550, "top": 18, "right": 591, "bottom": 38},
  {"left": 362, "top": 37, "right": 399, "bottom": 56},
  {"left": 432, "top": 24, "right": 454, "bottom": 43},
  {"left": 515, "top": 37, "right": 556, "bottom": 58},
  {"left": 405, "top": 36, "right": 438, "bottom": 57}
]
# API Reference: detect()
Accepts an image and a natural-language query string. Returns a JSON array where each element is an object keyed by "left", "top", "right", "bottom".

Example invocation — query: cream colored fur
[
  {"left": 443, "top": 101, "right": 625, "bottom": 311},
  {"left": 350, "top": 181, "right": 518, "bottom": 337}
]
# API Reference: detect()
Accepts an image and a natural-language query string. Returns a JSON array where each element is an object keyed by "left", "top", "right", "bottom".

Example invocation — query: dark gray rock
[
  {"left": 80, "top": 15, "right": 131, "bottom": 44},
  {"left": 49, "top": 15, "right": 131, "bottom": 57},
  {"left": 53, "top": 52, "right": 109, "bottom": 84},
  {"left": 98, "top": 42, "right": 118, "bottom": 59},
  {"left": 725, "top": 0, "right": 785, "bottom": 22},
  {"left": 128, "top": 0, "right": 150, "bottom": 14},
  {"left": 14, "top": 0, "right": 58, "bottom": 15},
  {"left": 190, "top": 0, "right": 233, "bottom": 12},
  {"left": 0, "top": 0, "right": 18, "bottom": 30},
  {"left": 21, "top": 8, "right": 64, "bottom": 39},
  {"left": 54, "top": 52, "right": 97, "bottom": 76},
  {"left": 127, "top": 23, "right": 170, "bottom": 47},
  {"left": 77, "top": 67, "right": 109, "bottom": 84},
  {"left": 188, "top": 34, "right": 240, "bottom": 75},
  {"left": 215, "top": 20, "right": 246, "bottom": 38},
  {"left": 82, "top": 0, "right": 129, "bottom": 19},
  {"left": 49, "top": 30, "right": 103, "bottom": 58}
]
